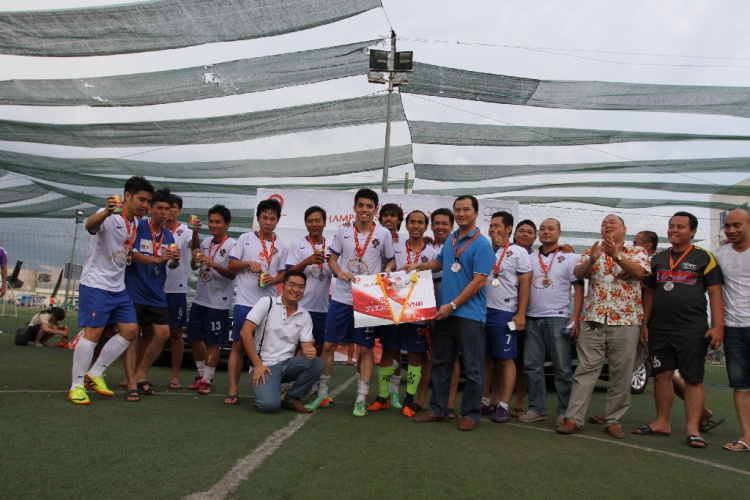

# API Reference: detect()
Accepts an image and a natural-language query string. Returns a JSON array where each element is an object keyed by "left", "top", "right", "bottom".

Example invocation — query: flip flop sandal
[
  {"left": 632, "top": 425, "right": 670, "bottom": 436},
  {"left": 137, "top": 381, "right": 156, "bottom": 396},
  {"left": 447, "top": 408, "right": 458, "bottom": 419},
  {"left": 125, "top": 389, "right": 140, "bottom": 402},
  {"left": 587, "top": 415, "right": 606, "bottom": 425},
  {"left": 699, "top": 418, "right": 725, "bottom": 433},
  {"left": 511, "top": 408, "right": 525, "bottom": 418},
  {"left": 169, "top": 382, "right": 183, "bottom": 390},
  {"left": 687, "top": 435, "right": 708, "bottom": 449},
  {"left": 723, "top": 440, "right": 750, "bottom": 452},
  {"left": 224, "top": 395, "right": 240, "bottom": 405}
]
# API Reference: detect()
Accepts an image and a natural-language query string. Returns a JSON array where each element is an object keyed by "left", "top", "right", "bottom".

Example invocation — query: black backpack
[{"left": 14, "top": 323, "right": 34, "bottom": 346}]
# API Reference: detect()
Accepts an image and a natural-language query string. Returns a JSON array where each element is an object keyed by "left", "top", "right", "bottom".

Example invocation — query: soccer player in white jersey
[
  {"left": 481, "top": 211, "right": 532, "bottom": 423},
  {"left": 68, "top": 176, "right": 154, "bottom": 405},
  {"left": 285, "top": 206, "right": 333, "bottom": 409},
  {"left": 415, "top": 208, "right": 455, "bottom": 413},
  {"left": 163, "top": 194, "right": 194, "bottom": 389},
  {"left": 520, "top": 218, "right": 584, "bottom": 426},
  {"left": 388, "top": 210, "right": 440, "bottom": 417},
  {"left": 183, "top": 205, "right": 237, "bottom": 398},
  {"left": 367, "top": 203, "right": 405, "bottom": 412},
  {"left": 320, "top": 188, "right": 395, "bottom": 417},
  {"left": 122, "top": 188, "right": 181, "bottom": 400},
  {"left": 227, "top": 199, "right": 288, "bottom": 400}
]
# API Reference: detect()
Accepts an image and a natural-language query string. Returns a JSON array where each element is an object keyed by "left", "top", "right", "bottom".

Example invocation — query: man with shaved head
[
  {"left": 557, "top": 214, "right": 650, "bottom": 438},
  {"left": 520, "top": 218, "right": 584, "bottom": 426},
  {"left": 713, "top": 208, "right": 750, "bottom": 451}
]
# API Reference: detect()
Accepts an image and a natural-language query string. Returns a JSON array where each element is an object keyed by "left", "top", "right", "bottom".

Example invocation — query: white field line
[
  {"left": 502, "top": 421, "right": 750, "bottom": 477},
  {"left": 183, "top": 374, "right": 357, "bottom": 500}
]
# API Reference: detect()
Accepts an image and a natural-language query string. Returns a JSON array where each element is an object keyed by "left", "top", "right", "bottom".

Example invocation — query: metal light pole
[
  {"left": 64, "top": 203, "right": 84, "bottom": 304},
  {"left": 368, "top": 32, "right": 413, "bottom": 193}
]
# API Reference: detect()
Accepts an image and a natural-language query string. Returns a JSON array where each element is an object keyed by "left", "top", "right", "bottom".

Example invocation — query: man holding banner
[
  {"left": 320, "top": 189, "right": 395, "bottom": 417},
  {"left": 403, "top": 195, "right": 496, "bottom": 431}
]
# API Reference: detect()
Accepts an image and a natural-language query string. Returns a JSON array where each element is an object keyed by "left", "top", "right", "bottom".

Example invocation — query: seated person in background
[
  {"left": 239, "top": 270, "right": 324, "bottom": 413},
  {"left": 30, "top": 307, "right": 69, "bottom": 347}
]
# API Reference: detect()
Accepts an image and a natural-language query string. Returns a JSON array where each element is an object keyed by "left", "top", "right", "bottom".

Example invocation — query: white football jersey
[
  {"left": 164, "top": 222, "right": 192, "bottom": 294},
  {"left": 194, "top": 236, "right": 236, "bottom": 310},
  {"left": 80, "top": 209, "right": 138, "bottom": 293},
  {"left": 286, "top": 235, "right": 331, "bottom": 313},
  {"left": 229, "top": 231, "right": 288, "bottom": 307}
]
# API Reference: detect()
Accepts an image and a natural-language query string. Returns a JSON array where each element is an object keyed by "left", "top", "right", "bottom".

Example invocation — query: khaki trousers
[{"left": 565, "top": 322, "right": 640, "bottom": 427}]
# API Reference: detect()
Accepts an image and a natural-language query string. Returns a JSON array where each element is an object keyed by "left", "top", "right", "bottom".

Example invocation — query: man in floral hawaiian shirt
[{"left": 556, "top": 215, "right": 650, "bottom": 438}]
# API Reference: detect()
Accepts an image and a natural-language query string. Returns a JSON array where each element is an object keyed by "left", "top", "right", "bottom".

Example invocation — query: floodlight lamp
[
  {"left": 369, "top": 50, "right": 389, "bottom": 71},
  {"left": 367, "top": 70, "right": 388, "bottom": 84},
  {"left": 392, "top": 73, "right": 409, "bottom": 86},
  {"left": 394, "top": 51, "right": 413, "bottom": 71}
]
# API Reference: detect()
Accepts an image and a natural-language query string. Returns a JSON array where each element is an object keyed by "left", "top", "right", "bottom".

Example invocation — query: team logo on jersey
[
  {"left": 91, "top": 311, "right": 98, "bottom": 319},
  {"left": 220, "top": 249, "right": 227, "bottom": 257},
  {"left": 346, "top": 258, "right": 370, "bottom": 275},
  {"left": 507, "top": 250, "right": 514, "bottom": 257},
  {"left": 682, "top": 262, "right": 698, "bottom": 270},
  {"left": 372, "top": 238, "right": 381, "bottom": 248},
  {"left": 176, "top": 229, "right": 184, "bottom": 236},
  {"left": 420, "top": 256, "right": 429, "bottom": 263},
  {"left": 531, "top": 275, "right": 555, "bottom": 290},
  {"left": 557, "top": 255, "right": 565, "bottom": 263}
]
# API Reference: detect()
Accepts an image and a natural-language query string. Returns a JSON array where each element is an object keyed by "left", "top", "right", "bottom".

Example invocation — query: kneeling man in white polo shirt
[{"left": 238, "top": 270, "right": 324, "bottom": 413}]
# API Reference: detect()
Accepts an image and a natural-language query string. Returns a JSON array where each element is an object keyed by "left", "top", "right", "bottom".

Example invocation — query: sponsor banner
[
  {"left": 352, "top": 271, "right": 437, "bottom": 328},
  {"left": 254, "top": 189, "right": 519, "bottom": 244}
]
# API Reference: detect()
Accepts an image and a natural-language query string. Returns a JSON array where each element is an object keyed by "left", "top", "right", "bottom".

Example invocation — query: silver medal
[
  {"left": 451, "top": 262, "right": 461, "bottom": 273},
  {"left": 664, "top": 281, "right": 674, "bottom": 291},
  {"left": 491, "top": 278, "right": 500, "bottom": 288},
  {"left": 604, "top": 275, "right": 614, "bottom": 283}
]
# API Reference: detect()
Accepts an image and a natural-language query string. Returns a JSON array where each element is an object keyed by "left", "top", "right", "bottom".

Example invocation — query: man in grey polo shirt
[{"left": 237, "top": 270, "right": 324, "bottom": 413}]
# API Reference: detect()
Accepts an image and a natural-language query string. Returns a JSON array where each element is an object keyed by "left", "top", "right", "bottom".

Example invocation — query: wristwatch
[
  {"left": 615, "top": 253, "right": 623, "bottom": 262},
  {"left": 450, "top": 302, "right": 457, "bottom": 310}
]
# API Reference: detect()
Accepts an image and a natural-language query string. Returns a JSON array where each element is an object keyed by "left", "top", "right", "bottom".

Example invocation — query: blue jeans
[
  {"left": 725, "top": 326, "right": 750, "bottom": 390},
  {"left": 253, "top": 356, "right": 324, "bottom": 413},
  {"left": 429, "top": 316, "right": 486, "bottom": 422},
  {"left": 524, "top": 317, "right": 573, "bottom": 416}
]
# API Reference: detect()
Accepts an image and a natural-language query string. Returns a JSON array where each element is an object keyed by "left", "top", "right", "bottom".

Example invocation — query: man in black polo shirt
[{"left": 635, "top": 212, "right": 724, "bottom": 449}]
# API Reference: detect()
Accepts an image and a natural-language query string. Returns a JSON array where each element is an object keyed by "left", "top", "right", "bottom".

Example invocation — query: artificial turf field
[{"left": 1, "top": 309, "right": 749, "bottom": 500}]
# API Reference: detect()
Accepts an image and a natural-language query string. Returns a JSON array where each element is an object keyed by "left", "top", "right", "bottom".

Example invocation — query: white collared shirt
[{"left": 246, "top": 296, "right": 313, "bottom": 366}]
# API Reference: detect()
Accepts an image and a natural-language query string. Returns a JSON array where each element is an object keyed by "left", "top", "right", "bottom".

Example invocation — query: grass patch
[{"left": 1, "top": 310, "right": 749, "bottom": 499}]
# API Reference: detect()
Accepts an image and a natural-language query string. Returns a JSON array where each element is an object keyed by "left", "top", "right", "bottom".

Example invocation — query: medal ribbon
[
  {"left": 375, "top": 272, "right": 420, "bottom": 325},
  {"left": 452, "top": 230, "right": 482, "bottom": 265},
  {"left": 256, "top": 231, "right": 276, "bottom": 268},
  {"left": 167, "top": 221, "right": 179, "bottom": 235},
  {"left": 354, "top": 223, "right": 376, "bottom": 259},
  {"left": 492, "top": 241, "right": 511, "bottom": 277},
  {"left": 206, "top": 234, "right": 229, "bottom": 265},
  {"left": 121, "top": 211, "right": 137, "bottom": 254},
  {"left": 148, "top": 219, "right": 165, "bottom": 258},
  {"left": 538, "top": 246, "right": 560, "bottom": 277},
  {"left": 306, "top": 236, "right": 326, "bottom": 268},
  {"left": 668, "top": 245, "right": 693, "bottom": 281},
  {"left": 405, "top": 240, "right": 425, "bottom": 265},
  {"left": 604, "top": 243, "right": 625, "bottom": 276}
]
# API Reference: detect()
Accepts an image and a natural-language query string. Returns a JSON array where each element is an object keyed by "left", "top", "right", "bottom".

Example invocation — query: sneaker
[
  {"left": 480, "top": 402, "right": 497, "bottom": 415},
  {"left": 518, "top": 411, "right": 547, "bottom": 422},
  {"left": 280, "top": 387, "right": 290, "bottom": 403},
  {"left": 389, "top": 391, "right": 402, "bottom": 409},
  {"left": 493, "top": 406, "right": 510, "bottom": 424},
  {"left": 353, "top": 400, "right": 368, "bottom": 417},
  {"left": 555, "top": 415, "right": 566, "bottom": 428},
  {"left": 402, "top": 404, "right": 416, "bottom": 418},
  {"left": 305, "top": 395, "right": 333, "bottom": 410},
  {"left": 366, "top": 397, "right": 391, "bottom": 411},
  {"left": 197, "top": 378, "right": 211, "bottom": 395},
  {"left": 84, "top": 373, "right": 114, "bottom": 397},
  {"left": 187, "top": 374, "right": 202, "bottom": 390},
  {"left": 69, "top": 385, "right": 90, "bottom": 405}
]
